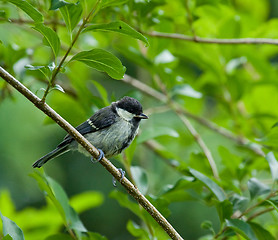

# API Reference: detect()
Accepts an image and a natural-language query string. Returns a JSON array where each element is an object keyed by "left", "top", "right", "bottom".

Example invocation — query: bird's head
[{"left": 115, "top": 96, "right": 148, "bottom": 121}]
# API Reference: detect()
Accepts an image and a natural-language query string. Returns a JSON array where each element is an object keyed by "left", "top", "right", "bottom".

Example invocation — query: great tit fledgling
[{"left": 32, "top": 96, "right": 148, "bottom": 168}]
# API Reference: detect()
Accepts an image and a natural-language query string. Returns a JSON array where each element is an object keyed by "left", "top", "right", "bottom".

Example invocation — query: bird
[{"left": 32, "top": 96, "right": 148, "bottom": 168}]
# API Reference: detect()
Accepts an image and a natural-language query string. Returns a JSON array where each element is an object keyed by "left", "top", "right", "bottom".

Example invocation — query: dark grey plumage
[{"left": 32, "top": 96, "right": 148, "bottom": 168}]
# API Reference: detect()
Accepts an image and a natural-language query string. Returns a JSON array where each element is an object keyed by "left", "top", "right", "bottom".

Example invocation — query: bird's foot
[
  {"left": 90, "top": 148, "right": 104, "bottom": 163},
  {"left": 112, "top": 168, "right": 126, "bottom": 187}
]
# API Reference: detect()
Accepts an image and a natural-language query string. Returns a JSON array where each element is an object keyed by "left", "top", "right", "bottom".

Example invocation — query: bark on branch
[{"left": 147, "top": 31, "right": 278, "bottom": 45}]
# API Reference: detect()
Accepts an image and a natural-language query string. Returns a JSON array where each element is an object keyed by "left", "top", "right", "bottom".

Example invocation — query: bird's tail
[{"left": 32, "top": 145, "right": 69, "bottom": 168}]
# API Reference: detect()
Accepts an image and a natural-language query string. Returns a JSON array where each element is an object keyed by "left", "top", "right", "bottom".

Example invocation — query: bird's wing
[{"left": 57, "top": 106, "right": 117, "bottom": 147}]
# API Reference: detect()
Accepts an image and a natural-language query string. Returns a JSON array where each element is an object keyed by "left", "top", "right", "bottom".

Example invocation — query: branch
[
  {"left": 0, "top": 66, "right": 184, "bottom": 240},
  {"left": 247, "top": 207, "right": 274, "bottom": 221},
  {"left": 0, "top": 18, "right": 66, "bottom": 26},
  {"left": 147, "top": 31, "right": 278, "bottom": 45},
  {"left": 122, "top": 75, "right": 265, "bottom": 157},
  {"left": 176, "top": 111, "right": 219, "bottom": 179}
]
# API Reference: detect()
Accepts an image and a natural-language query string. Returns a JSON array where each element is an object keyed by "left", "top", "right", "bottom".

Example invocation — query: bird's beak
[{"left": 135, "top": 113, "right": 148, "bottom": 119}]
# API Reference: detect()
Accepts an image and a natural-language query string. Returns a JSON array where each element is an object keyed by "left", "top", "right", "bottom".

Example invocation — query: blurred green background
[{"left": 1, "top": 0, "right": 278, "bottom": 239}]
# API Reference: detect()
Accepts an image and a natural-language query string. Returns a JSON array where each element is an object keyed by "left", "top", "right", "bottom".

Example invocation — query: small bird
[{"left": 32, "top": 96, "right": 148, "bottom": 168}]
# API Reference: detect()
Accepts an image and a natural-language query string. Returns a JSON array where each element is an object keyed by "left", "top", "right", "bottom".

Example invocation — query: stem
[
  {"left": 147, "top": 31, "right": 278, "bottom": 45},
  {"left": 175, "top": 109, "right": 219, "bottom": 179},
  {"left": 67, "top": 228, "right": 77, "bottom": 240},
  {"left": 238, "top": 191, "right": 277, "bottom": 218},
  {"left": 40, "top": 0, "right": 102, "bottom": 102},
  {"left": 185, "top": 0, "right": 197, "bottom": 39},
  {"left": 149, "top": 73, "right": 219, "bottom": 178},
  {"left": 247, "top": 207, "right": 274, "bottom": 221},
  {"left": 0, "top": 66, "right": 184, "bottom": 240}
]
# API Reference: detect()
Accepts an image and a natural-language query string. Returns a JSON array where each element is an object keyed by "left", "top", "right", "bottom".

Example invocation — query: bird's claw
[
  {"left": 112, "top": 168, "right": 125, "bottom": 187},
  {"left": 91, "top": 148, "right": 104, "bottom": 163}
]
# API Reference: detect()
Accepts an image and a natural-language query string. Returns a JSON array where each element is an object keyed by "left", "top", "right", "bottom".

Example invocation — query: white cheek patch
[
  {"left": 87, "top": 119, "right": 99, "bottom": 130},
  {"left": 116, "top": 108, "right": 134, "bottom": 121}
]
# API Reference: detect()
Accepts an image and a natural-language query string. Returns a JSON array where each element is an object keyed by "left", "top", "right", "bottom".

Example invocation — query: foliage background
[{"left": 1, "top": 0, "right": 278, "bottom": 239}]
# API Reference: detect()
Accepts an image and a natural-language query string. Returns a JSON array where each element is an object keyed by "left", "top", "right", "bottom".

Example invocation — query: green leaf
[
  {"left": 30, "top": 170, "right": 66, "bottom": 222},
  {"left": 45, "top": 233, "right": 73, "bottom": 240},
  {"left": 0, "top": 10, "right": 6, "bottom": 18},
  {"left": 100, "top": 0, "right": 129, "bottom": 9},
  {"left": 83, "top": 21, "right": 149, "bottom": 46},
  {"left": 226, "top": 219, "right": 258, "bottom": 240},
  {"left": 25, "top": 64, "right": 53, "bottom": 80},
  {"left": 161, "top": 176, "right": 195, "bottom": 195},
  {"left": 257, "top": 125, "right": 278, "bottom": 148},
  {"left": 137, "top": 126, "right": 179, "bottom": 144},
  {"left": 82, "top": 232, "right": 108, "bottom": 240},
  {"left": 189, "top": 169, "right": 226, "bottom": 202},
  {"left": 216, "top": 199, "right": 233, "bottom": 223},
  {"left": 45, "top": 91, "right": 87, "bottom": 125},
  {"left": 249, "top": 222, "right": 276, "bottom": 240},
  {"left": 130, "top": 166, "right": 148, "bottom": 195},
  {"left": 266, "top": 200, "right": 278, "bottom": 213},
  {"left": 230, "top": 194, "right": 249, "bottom": 212},
  {"left": 47, "top": 177, "right": 87, "bottom": 232},
  {"left": 50, "top": 0, "right": 68, "bottom": 10},
  {"left": 7, "top": 0, "right": 43, "bottom": 22},
  {"left": 110, "top": 191, "right": 143, "bottom": 219},
  {"left": 0, "top": 191, "right": 16, "bottom": 217},
  {"left": 70, "top": 49, "right": 126, "bottom": 80},
  {"left": 31, "top": 170, "right": 86, "bottom": 232},
  {"left": 3, "top": 235, "right": 13, "bottom": 240},
  {"left": 0, "top": 211, "right": 24, "bottom": 240},
  {"left": 127, "top": 220, "right": 149, "bottom": 238},
  {"left": 69, "top": 191, "right": 104, "bottom": 213},
  {"left": 201, "top": 220, "right": 215, "bottom": 235},
  {"left": 91, "top": 80, "right": 110, "bottom": 106},
  {"left": 51, "top": 84, "right": 65, "bottom": 93},
  {"left": 33, "top": 23, "right": 61, "bottom": 58},
  {"left": 160, "top": 176, "right": 198, "bottom": 202},
  {"left": 60, "top": 3, "right": 83, "bottom": 32},
  {"left": 266, "top": 152, "right": 278, "bottom": 181},
  {"left": 247, "top": 178, "right": 270, "bottom": 199},
  {"left": 125, "top": 138, "right": 137, "bottom": 164}
]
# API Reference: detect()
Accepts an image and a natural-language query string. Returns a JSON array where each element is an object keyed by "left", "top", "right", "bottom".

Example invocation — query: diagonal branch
[
  {"left": 147, "top": 31, "right": 278, "bottom": 45},
  {"left": 0, "top": 66, "right": 184, "bottom": 240},
  {"left": 175, "top": 111, "right": 219, "bottom": 179}
]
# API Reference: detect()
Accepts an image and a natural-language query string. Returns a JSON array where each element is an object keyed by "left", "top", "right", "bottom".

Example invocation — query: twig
[
  {"left": 122, "top": 74, "right": 265, "bottom": 157},
  {"left": 0, "top": 66, "right": 184, "bottom": 240},
  {"left": 238, "top": 191, "right": 278, "bottom": 218},
  {"left": 247, "top": 207, "right": 274, "bottom": 221},
  {"left": 185, "top": 0, "right": 197, "bottom": 39},
  {"left": 123, "top": 75, "right": 167, "bottom": 102},
  {"left": 144, "top": 140, "right": 180, "bottom": 169},
  {"left": 176, "top": 111, "right": 219, "bottom": 179},
  {"left": 41, "top": 0, "right": 101, "bottom": 102},
  {"left": 154, "top": 72, "right": 219, "bottom": 178},
  {"left": 147, "top": 31, "right": 278, "bottom": 45}
]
